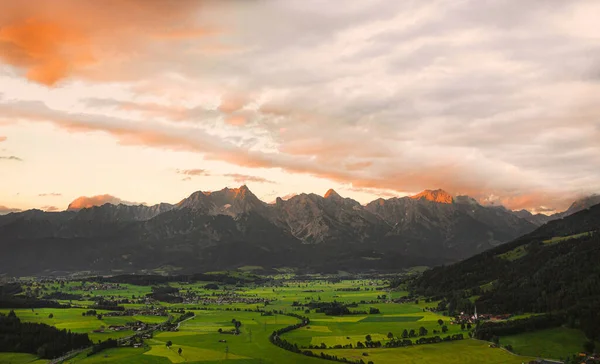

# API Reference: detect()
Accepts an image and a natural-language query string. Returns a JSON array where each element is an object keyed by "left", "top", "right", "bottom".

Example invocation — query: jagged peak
[
  {"left": 324, "top": 189, "right": 342, "bottom": 200},
  {"left": 410, "top": 189, "right": 454, "bottom": 204}
]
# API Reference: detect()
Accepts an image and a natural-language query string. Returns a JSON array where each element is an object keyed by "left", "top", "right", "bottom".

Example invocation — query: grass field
[
  {"left": 325, "top": 339, "right": 535, "bottom": 364},
  {"left": 497, "top": 245, "right": 528, "bottom": 261},
  {"left": 2, "top": 277, "right": 586, "bottom": 363},
  {"left": 501, "top": 327, "right": 596, "bottom": 359},
  {"left": 0, "top": 308, "right": 167, "bottom": 343},
  {"left": 0, "top": 352, "right": 48, "bottom": 364},
  {"left": 543, "top": 231, "right": 594, "bottom": 245}
]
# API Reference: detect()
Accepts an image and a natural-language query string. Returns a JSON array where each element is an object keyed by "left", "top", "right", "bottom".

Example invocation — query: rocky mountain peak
[
  {"left": 410, "top": 189, "right": 454, "bottom": 204},
  {"left": 324, "top": 189, "right": 342, "bottom": 200}
]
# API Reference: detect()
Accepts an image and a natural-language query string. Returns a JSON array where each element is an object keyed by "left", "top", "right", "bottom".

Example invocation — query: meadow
[
  {"left": 0, "top": 274, "right": 587, "bottom": 363},
  {"left": 500, "top": 327, "right": 597, "bottom": 359}
]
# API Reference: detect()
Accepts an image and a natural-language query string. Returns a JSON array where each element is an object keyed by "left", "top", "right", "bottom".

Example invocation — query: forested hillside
[{"left": 411, "top": 203, "right": 600, "bottom": 342}]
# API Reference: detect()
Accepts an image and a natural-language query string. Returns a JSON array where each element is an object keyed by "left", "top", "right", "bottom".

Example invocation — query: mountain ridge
[{"left": 0, "top": 186, "right": 597, "bottom": 275}]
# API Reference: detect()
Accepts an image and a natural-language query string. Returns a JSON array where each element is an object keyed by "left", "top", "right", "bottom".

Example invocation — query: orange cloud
[
  {"left": 478, "top": 192, "right": 575, "bottom": 214},
  {"left": 223, "top": 173, "right": 275, "bottom": 184},
  {"left": 0, "top": 99, "right": 583, "bottom": 213},
  {"left": 0, "top": 1, "right": 213, "bottom": 85},
  {"left": 0, "top": 205, "right": 21, "bottom": 214},
  {"left": 67, "top": 194, "right": 140, "bottom": 211},
  {"left": 41, "top": 205, "right": 60, "bottom": 212},
  {"left": 0, "top": 136, "right": 6, "bottom": 142},
  {"left": 344, "top": 161, "right": 373, "bottom": 171},
  {"left": 225, "top": 114, "right": 247, "bottom": 126}
]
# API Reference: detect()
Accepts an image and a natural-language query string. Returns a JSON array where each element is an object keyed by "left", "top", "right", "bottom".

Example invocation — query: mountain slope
[
  {"left": 365, "top": 194, "right": 535, "bottom": 260},
  {"left": 411, "top": 202, "right": 600, "bottom": 315},
  {"left": 271, "top": 190, "right": 388, "bottom": 244},
  {"left": 0, "top": 186, "right": 579, "bottom": 276}
]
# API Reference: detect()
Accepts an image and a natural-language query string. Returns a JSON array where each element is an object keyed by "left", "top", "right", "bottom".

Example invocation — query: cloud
[
  {"left": 0, "top": 205, "right": 21, "bottom": 214},
  {"left": 67, "top": 194, "right": 141, "bottom": 211},
  {"left": 1, "top": 97, "right": 598, "bottom": 212},
  {"left": 224, "top": 114, "right": 247, "bottom": 126},
  {"left": 1, "top": 1, "right": 600, "bottom": 213},
  {"left": 0, "top": 155, "right": 22, "bottom": 161},
  {"left": 223, "top": 174, "right": 275, "bottom": 184},
  {"left": 0, "top": 136, "right": 6, "bottom": 142},
  {"left": 218, "top": 92, "right": 249, "bottom": 114},
  {"left": 0, "top": 1, "right": 220, "bottom": 85},
  {"left": 176, "top": 169, "right": 211, "bottom": 176},
  {"left": 41, "top": 205, "right": 60, "bottom": 212},
  {"left": 38, "top": 192, "right": 62, "bottom": 197}
]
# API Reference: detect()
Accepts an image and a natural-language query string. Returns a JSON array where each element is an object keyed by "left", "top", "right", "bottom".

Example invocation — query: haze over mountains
[{"left": 0, "top": 186, "right": 597, "bottom": 276}]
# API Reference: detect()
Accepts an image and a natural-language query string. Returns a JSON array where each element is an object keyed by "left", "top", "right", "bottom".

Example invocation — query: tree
[
  {"left": 461, "top": 322, "right": 466, "bottom": 330},
  {"left": 584, "top": 340, "right": 595, "bottom": 353},
  {"left": 178, "top": 347, "right": 182, "bottom": 355},
  {"left": 442, "top": 325, "right": 448, "bottom": 333},
  {"left": 402, "top": 329, "right": 408, "bottom": 338},
  {"left": 97, "top": 314, "right": 103, "bottom": 320},
  {"left": 48, "top": 313, "right": 53, "bottom": 319},
  {"left": 467, "top": 323, "right": 472, "bottom": 330},
  {"left": 365, "top": 334, "right": 372, "bottom": 342},
  {"left": 492, "top": 336, "right": 500, "bottom": 345},
  {"left": 166, "top": 341, "right": 173, "bottom": 348},
  {"left": 356, "top": 341, "right": 365, "bottom": 348},
  {"left": 387, "top": 332, "right": 394, "bottom": 339},
  {"left": 418, "top": 326, "right": 428, "bottom": 336},
  {"left": 437, "top": 319, "right": 444, "bottom": 326},
  {"left": 409, "top": 329, "right": 416, "bottom": 337}
]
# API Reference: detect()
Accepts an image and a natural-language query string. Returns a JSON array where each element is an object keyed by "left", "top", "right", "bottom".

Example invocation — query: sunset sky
[{"left": 1, "top": 0, "right": 599, "bottom": 214}]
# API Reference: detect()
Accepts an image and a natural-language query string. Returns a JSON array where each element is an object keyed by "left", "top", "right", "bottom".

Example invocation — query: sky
[{"left": 0, "top": 0, "right": 599, "bottom": 214}]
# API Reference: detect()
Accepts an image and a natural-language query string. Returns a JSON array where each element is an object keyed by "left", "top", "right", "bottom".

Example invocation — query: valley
[{"left": 0, "top": 274, "right": 545, "bottom": 364}]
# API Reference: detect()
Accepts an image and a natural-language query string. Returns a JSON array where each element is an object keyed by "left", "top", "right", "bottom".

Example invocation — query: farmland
[{"left": 0, "top": 273, "right": 588, "bottom": 363}]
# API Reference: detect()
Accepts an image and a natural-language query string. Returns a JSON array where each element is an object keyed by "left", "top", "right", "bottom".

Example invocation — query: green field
[
  {"left": 542, "top": 231, "right": 594, "bottom": 245},
  {"left": 0, "top": 308, "right": 167, "bottom": 343},
  {"left": 1, "top": 275, "right": 589, "bottom": 363},
  {"left": 500, "top": 327, "right": 596, "bottom": 359},
  {"left": 325, "top": 339, "right": 534, "bottom": 364},
  {"left": 0, "top": 352, "right": 48, "bottom": 364},
  {"left": 497, "top": 245, "right": 528, "bottom": 261}
]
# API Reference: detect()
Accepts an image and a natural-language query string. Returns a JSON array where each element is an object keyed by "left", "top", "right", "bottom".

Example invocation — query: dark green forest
[
  {"left": 0, "top": 311, "right": 91, "bottom": 358},
  {"left": 412, "top": 203, "right": 600, "bottom": 342}
]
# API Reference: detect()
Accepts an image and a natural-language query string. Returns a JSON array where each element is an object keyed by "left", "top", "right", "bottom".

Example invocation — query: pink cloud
[{"left": 67, "top": 194, "right": 140, "bottom": 211}]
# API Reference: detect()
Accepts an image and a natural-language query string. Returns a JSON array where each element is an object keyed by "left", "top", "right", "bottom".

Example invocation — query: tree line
[{"left": 0, "top": 311, "right": 91, "bottom": 359}]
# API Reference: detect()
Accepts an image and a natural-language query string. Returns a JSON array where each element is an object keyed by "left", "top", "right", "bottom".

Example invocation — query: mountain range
[{"left": 0, "top": 186, "right": 596, "bottom": 276}]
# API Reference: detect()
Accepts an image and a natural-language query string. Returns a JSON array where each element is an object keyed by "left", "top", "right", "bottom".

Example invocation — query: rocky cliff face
[{"left": 410, "top": 189, "right": 454, "bottom": 204}]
